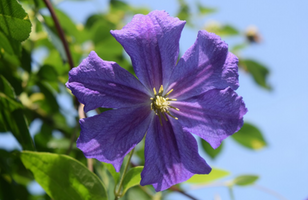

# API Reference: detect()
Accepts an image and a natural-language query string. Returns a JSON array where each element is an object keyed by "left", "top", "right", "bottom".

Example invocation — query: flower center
[{"left": 150, "top": 85, "right": 179, "bottom": 126}]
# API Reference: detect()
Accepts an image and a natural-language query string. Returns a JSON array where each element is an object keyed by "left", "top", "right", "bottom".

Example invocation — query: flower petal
[
  {"left": 77, "top": 105, "right": 153, "bottom": 171},
  {"left": 171, "top": 87, "right": 247, "bottom": 148},
  {"left": 66, "top": 51, "right": 150, "bottom": 112},
  {"left": 167, "top": 30, "right": 239, "bottom": 100},
  {"left": 111, "top": 10, "right": 186, "bottom": 90},
  {"left": 140, "top": 117, "right": 211, "bottom": 191}
]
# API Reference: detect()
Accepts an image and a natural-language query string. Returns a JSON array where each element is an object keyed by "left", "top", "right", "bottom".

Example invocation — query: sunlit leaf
[
  {"left": 197, "top": 3, "right": 216, "bottom": 15},
  {"left": 205, "top": 23, "right": 239, "bottom": 37},
  {"left": 201, "top": 139, "right": 223, "bottom": 159},
  {"left": 239, "top": 59, "right": 271, "bottom": 90},
  {"left": 0, "top": 0, "right": 32, "bottom": 42},
  {"left": 176, "top": 0, "right": 190, "bottom": 24},
  {"left": 186, "top": 168, "right": 230, "bottom": 184},
  {"left": 232, "top": 122, "right": 267, "bottom": 150},
  {"left": 20, "top": 151, "right": 108, "bottom": 200},
  {"left": 232, "top": 175, "right": 259, "bottom": 186},
  {"left": 121, "top": 166, "right": 143, "bottom": 195}
]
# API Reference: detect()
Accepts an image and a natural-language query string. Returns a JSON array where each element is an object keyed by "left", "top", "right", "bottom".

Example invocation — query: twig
[{"left": 170, "top": 186, "right": 198, "bottom": 200}]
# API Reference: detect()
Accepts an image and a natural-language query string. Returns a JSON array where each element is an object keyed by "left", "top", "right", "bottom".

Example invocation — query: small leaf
[
  {"left": 20, "top": 151, "right": 108, "bottom": 200},
  {"left": 176, "top": 0, "right": 191, "bottom": 24},
  {"left": 240, "top": 59, "right": 271, "bottom": 90},
  {"left": 186, "top": 168, "right": 230, "bottom": 184},
  {"left": 121, "top": 166, "right": 143, "bottom": 195},
  {"left": 201, "top": 139, "right": 223, "bottom": 159},
  {"left": 233, "top": 175, "right": 259, "bottom": 186},
  {"left": 232, "top": 123, "right": 267, "bottom": 150},
  {"left": 197, "top": 3, "right": 216, "bottom": 15},
  {"left": 0, "top": 0, "right": 32, "bottom": 42},
  {"left": 205, "top": 23, "right": 239, "bottom": 37}
]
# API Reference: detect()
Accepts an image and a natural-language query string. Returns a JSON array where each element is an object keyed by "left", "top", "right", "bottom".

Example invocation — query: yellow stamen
[
  {"left": 162, "top": 112, "right": 168, "bottom": 121},
  {"left": 165, "top": 89, "right": 173, "bottom": 96},
  {"left": 169, "top": 106, "right": 180, "bottom": 111},
  {"left": 158, "top": 85, "right": 164, "bottom": 94},
  {"left": 150, "top": 85, "right": 179, "bottom": 125}
]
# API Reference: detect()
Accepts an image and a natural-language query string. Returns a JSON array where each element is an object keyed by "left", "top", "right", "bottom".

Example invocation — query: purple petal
[
  {"left": 167, "top": 30, "right": 239, "bottom": 100},
  {"left": 111, "top": 10, "right": 186, "bottom": 90},
  {"left": 171, "top": 87, "right": 247, "bottom": 148},
  {"left": 140, "top": 117, "right": 211, "bottom": 191},
  {"left": 66, "top": 51, "right": 150, "bottom": 112},
  {"left": 77, "top": 105, "right": 153, "bottom": 171}
]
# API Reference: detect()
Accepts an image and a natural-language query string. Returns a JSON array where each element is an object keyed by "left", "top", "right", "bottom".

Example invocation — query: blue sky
[{"left": 1, "top": 0, "right": 307, "bottom": 199}]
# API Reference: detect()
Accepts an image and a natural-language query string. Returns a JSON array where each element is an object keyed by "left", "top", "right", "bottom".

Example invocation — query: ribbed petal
[
  {"left": 167, "top": 30, "right": 239, "bottom": 100},
  {"left": 66, "top": 51, "right": 150, "bottom": 112},
  {"left": 77, "top": 105, "right": 153, "bottom": 171},
  {"left": 140, "top": 117, "right": 211, "bottom": 191},
  {"left": 111, "top": 10, "right": 186, "bottom": 91},
  {"left": 171, "top": 87, "right": 247, "bottom": 148}
]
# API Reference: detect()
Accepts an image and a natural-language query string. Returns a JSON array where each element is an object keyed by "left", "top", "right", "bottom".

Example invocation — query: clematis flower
[{"left": 66, "top": 10, "right": 247, "bottom": 191}]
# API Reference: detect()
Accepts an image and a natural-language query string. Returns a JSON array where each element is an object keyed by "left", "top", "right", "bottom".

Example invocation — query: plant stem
[
  {"left": 170, "top": 186, "right": 198, "bottom": 200},
  {"left": 114, "top": 149, "right": 134, "bottom": 200}
]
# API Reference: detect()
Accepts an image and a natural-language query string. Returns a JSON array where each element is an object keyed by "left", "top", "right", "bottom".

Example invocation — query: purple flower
[{"left": 66, "top": 10, "right": 247, "bottom": 191}]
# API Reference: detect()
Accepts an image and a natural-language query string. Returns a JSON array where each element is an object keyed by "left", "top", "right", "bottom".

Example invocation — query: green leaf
[
  {"left": 103, "top": 162, "right": 120, "bottom": 184},
  {"left": 201, "top": 139, "right": 223, "bottom": 159},
  {"left": 176, "top": 0, "right": 190, "bottom": 23},
  {"left": 240, "top": 59, "right": 271, "bottom": 90},
  {"left": 20, "top": 151, "right": 108, "bottom": 200},
  {"left": 36, "top": 81, "right": 59, "bottom": 114},
  {"left": 20, "top": 47, "right": 31, "bottom": 73},
  {"left": 233, "top": 175, "right": 259, "bottom": 186},
  {"left": 206, "top": 23, "right": 239, "bottom": 37},
  {"left": 122, "top": 166, "right": 143, "bottom": 195},
  {"left": 0, "top": 31, "right": 14, "bottom": 54},
  {"left": 0, "top": 0, "right": 32, "bottom": 42},
  {"left": 197, "top": 3, "right": 216, "bottom": 15},
  {"left": 37, "top": 65, "right": 58, "bottom": 82},
  {"left": 186, "top": 168, "right": 230, "bottom": 184},
  {"left": 232, "top": 123, "right": 267, "bottom": 150}
]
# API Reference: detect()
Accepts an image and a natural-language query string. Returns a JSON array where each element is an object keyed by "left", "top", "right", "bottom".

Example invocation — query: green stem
[{"left": 114, "top": 149, "right": 134, "bottom": 200}]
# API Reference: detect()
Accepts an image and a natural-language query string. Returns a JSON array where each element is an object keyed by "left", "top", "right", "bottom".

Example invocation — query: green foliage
[
  {"left": 122, "top": 166, "right": 143, "bottom": 195},
  {"left": 201, "top": 138, "right": 223, "bottom": 159},
  {"left": 0, "top": 0, "right": 31, "bottom": 42},
  {"left": 205, "top": 23, "right": 239, "bottom": 37},
  {"left": 232, "top": 175, "right": 259, "bottom": 186},
  {"left": 232, "top": 123, "right": 267, "bottom": 150},
  {"left": 239, "top": 59, "right": 271, "bottom": 90},
  {"left": 0, "top": 76, "right": 35, "bottom": 150},
  {"left": 186, "top": 168, "right": 230, "bottom": 184},
  {"left": 20, "top": 151, "right": 108, "bottom": 200}
]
